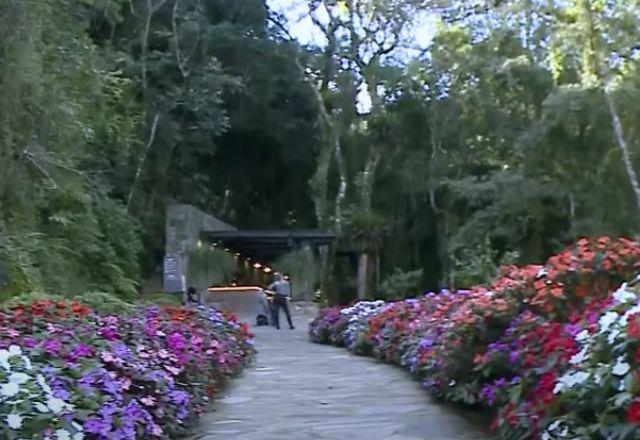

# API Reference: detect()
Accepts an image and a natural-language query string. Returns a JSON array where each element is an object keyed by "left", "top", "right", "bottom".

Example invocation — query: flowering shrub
[
  {"left": 309, "top": 237, "right": 640, "bottom": 439},
  {"left": 542, "top": 280, "right": 640, "bottom": 439},
  {"left": 0, "top": 299, "right": 254, "bottom": 439}
]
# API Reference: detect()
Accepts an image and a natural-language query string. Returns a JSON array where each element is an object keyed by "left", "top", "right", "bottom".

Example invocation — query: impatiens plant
[
  {"left": 0, "top": 299, "right": 254, "bottom": 439},
  {"left": 0, "top": 346, "right": 82, "bottom": 440},
  {"left": 309, "top": 237, "right": 640, "bottom": 439}
]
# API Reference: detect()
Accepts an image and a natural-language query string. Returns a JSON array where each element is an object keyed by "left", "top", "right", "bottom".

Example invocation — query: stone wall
[{"left": 164, "top": 204, "right": 236, "bottom": 292}]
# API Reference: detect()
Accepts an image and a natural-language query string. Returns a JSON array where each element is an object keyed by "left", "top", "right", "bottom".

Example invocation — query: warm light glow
[
  {"left": 235, "top": 253, "right": 241, "bottom": 257},
  {"left": 263, "top": 267, "right": 272, "bottom": 274},
  {"left": 253, "top": 263, "right": 262, "bottom": 269}
]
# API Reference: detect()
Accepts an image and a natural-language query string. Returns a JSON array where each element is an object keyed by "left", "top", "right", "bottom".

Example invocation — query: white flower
[
  {"left": 73, "top": 433, "right": 84, "bottom": 440},
  {"left": 1, "top": 382, "right": 20, "bottom": 397},
  {"left": 6, "top": 413, "right": 23, "bottom": 429},
  {"left": 613, "top": 283, "right": 637, "bottom": 304},
  {"left": 36, "top": 374, "right": 52, "bottom": 394},
  {"left": 548, "top": 420, "right": 562, "bottom": 432},
  {"left": 624, "top": 303, "right": 640, "bottom": 319},
  {"left": 575, "top": 329, "right": 589, "bottom": 342},
  {"left": 608, "top": 326, "right": 623, "bottom": 345},
  {"left": 0, "top": 350, "right": 11, "bottom": 371},
  {"left": 55, "top": 429, "right": 71, "bottom": 440},
  {"left": 599, "top": 311, "right": 619, "bottom": 334},
  {"left": 613, "top": 357, "right": 630, "bottom": 376},
  {"left": 21, "top": 356, "right": 32, "bottom": 371},
  {"left": 554, "top": 371, "right": 589, "bottom": 394},
  {"left": 570, "top": 348, "right": 589, "bottom": 365},
  {"left": 35, "top": 402, "right": 49, "bottom": 413},
  {"left": 47, "top": 397, "right": 69, "bottom": 415},
  {"left": 8, "top": 346, "right": 21, "bottom": 357},
  {"left": 9, "top": 372, "right": 30, "bottom": 385}
]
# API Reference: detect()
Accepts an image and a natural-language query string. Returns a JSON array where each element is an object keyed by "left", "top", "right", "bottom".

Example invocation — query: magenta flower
[
  {"left": 42, "top": 339, "right": 61, "bottom": 355},
  {"left": 167, "top": 332, "right": 186, "bottom": 352}
]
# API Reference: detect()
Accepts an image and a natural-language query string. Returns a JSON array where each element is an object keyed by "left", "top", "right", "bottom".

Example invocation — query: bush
[
  {"left": 309, "top": 237, "right": 640, "bottom": 439},
  {"left": 0, "top": 298, "right": 254, "bottom": 439}
]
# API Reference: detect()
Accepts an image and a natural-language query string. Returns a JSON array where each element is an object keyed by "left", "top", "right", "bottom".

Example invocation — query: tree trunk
[
  {"left": 604, "top": 89, "right": 640, "bottom": 215},
  {"left": 357, "top": 252, "right": 368, "bottom": 300},
  {"left": 334, "top": 136, "right": 347, "bottom": 234}
]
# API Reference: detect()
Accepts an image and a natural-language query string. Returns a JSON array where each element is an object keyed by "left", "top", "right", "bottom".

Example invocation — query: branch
[
  {"left": 127, "top": 113, "right": 160, "bottom": 209},
  {"left": 267, "top": 11, "right": 296, "bottom": 42},
  {"left": 22, "top": 151, "right": 58, "bottom": 190}
]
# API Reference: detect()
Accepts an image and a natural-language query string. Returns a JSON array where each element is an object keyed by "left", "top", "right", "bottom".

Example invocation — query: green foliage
[
  {"left": 187, "top": 247, "right": 236, "bottom": 291},
  {"left": 379, "top": 268, "right": 424, "bottom": 300},
  {"left": 274, "top": 248, "right": 318, "bottom": 300}
]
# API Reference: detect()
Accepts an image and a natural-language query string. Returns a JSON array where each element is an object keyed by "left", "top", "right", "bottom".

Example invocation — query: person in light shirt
[{"left": 267, "top": 273, "right": 294, "bottom": 330}]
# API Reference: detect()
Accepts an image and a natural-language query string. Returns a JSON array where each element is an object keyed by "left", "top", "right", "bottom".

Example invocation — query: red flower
[
  {"left": 71, "top": 301, "right": 91, "bottom": 316},
  {"left": 628, "top": 400, "right": 640, "bottom": 423},
  {"left": 629, "top": 315, "right": 640, "bottom": 339}
]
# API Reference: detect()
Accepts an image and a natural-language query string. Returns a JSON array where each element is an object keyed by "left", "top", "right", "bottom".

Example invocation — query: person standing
[{"left": 268, "top": 273, "right": 294, "bottom": 330}]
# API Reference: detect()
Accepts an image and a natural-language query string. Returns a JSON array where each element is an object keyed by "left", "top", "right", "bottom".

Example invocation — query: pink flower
[
  {"left": 158, "top": 349, "right": 170, "bottom": 359},
  {"left": 121, "top": 377, "right": 132, "bottom": 390},
  {"left": 100, "top": 351, "right": 115, "bottom": 363},
  {"left": 164, "top": 365, "right": 181, "bottom": 376},
  {"left": 141, "top": 396, "right": 156, "bottom": 407}
]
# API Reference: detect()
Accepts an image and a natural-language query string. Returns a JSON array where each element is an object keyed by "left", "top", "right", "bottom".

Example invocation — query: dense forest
[{"left": 1, "top": 0, "right": 639, "bottom": 301}]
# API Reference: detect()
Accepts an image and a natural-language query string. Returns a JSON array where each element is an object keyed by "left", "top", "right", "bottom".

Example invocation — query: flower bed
[
  {"left": 0, "top": 299, "right": 254, "bottom": 439},
  {"left": 310, "top": 237, "right": 640, "bottom": 438}
]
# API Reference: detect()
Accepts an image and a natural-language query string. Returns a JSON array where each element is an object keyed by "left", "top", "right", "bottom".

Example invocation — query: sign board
[{"left": 163, "top": 255, "right": 184, "bottom": 293}]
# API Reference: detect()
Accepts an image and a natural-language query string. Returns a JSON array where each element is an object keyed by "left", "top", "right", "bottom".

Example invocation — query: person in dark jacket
[
  {"left": 267, "top": 273, "right": 294, "bottom": 330},
  {"left": 184, "top": 286, "right": 199, "bottom": 306}
]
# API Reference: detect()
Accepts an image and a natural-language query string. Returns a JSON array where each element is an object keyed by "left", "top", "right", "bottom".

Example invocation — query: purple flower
[
  {"left": 23, "top": 337, "right": 38, "bottom": 348},
  {"left": 419, "top": 337, "right": 435, "bottom": 349},
  {"left": 100, "top": 326, "right": 118, "bottom": 341},
  {"left": 168, "top": 390, "right": 189, "bottom": 406},
  {"left": 99, "top": 402, "right": 118, "bottom": 418},
  {"left": 564, "top": 323, "right": 583, "bottom": 337},
  {"left": 42, "top": 339, "right": 61, "bottom": 355},
  {"left": 177, "top": 406, "right": 189, "bottom": 420},
  {"left": 84, "top": 416, "right": 111, "bottom": 437},
  {"left": 53, "top": 386, "right": 72, "bottom": 401},
  {"left": 101, "top": 377, "right": 122, "bottom": 395},
  {"left": 479, "top": 385, "right": 496, "bottom": 406},
  {"left": 493, "top": 378, "right": 507, "bottom": 388}
]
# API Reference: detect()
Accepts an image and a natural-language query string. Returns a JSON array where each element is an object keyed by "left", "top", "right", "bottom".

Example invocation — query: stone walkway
[{"left": 193, "top": 313, "right": 490, "bottom": 440}]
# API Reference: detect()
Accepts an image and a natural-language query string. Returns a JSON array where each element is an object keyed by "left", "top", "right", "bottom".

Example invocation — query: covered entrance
[{"left": 163, "top": 204, "right": 334, "bottom": 313}]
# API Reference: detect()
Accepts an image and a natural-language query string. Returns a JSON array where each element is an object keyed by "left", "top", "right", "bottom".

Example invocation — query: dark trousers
[{"left": 272, "top": 294, "right": 293, "bottom": 329}]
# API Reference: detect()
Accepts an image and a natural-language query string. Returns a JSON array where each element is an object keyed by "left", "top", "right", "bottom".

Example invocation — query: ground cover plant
[{"left": 0, "top": 299, "right": 254, "bottom": 439}]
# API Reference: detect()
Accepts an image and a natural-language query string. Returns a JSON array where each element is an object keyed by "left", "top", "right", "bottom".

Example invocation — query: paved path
[{"left": 193, "top": 313, "right": 490, "bottom": 440}]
